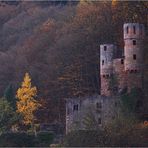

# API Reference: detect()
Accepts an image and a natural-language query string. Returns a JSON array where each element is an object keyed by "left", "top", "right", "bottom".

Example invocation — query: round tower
[
  {"left": 100, "top": 44, "right": 115, "bottom": 96},
  {"left": 123, "top": 23, "right": 145, "bottom": 90},
  {"left": 124, "top": 23, "right": 145, "bottom": 71}
]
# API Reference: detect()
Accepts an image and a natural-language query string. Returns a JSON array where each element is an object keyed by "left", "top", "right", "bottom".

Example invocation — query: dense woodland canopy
[{"left": 0, "top": 0, "right": 147, "bottom": 123}]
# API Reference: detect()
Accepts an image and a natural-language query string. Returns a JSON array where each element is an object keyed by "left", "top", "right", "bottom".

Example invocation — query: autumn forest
[{"left": 0, "top": 1, "right": 148, "bottom": 147}]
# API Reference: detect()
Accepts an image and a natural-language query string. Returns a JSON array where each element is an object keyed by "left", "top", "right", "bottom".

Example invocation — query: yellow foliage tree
[{"left": 16, "top": 73, "right": 40, "bottom": 127}]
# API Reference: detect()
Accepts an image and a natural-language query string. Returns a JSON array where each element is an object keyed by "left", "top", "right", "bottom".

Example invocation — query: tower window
[
  {"left": 73, "top": 104, "right": 78, "bottom": 111},
  {"left": 96, "top": 102, "right": 102, "bottom": 109},
  {"left": 133, "top": 26, "right": 136, "bottom": 34},
  {"left": 102, "top": 60, "right": 104, "bottom": 65},
  {"left": 134, "top": 69, "right": 137, "bottom": 73},
  {"left": 115, "top": 102, "right": 117, "bottom": 107},
  {"left": 106, "top": 74, "right": 109, "bottom": 78},
  {"left": 121, "top": 59, "right": 124, "bottom": 64},
  {"left": 104, "top": 46, "right": 107, "bottom": 51},
  {"left": 96, "top": 102, "right": 102, "bottom": 113},
  {"left": 133, "top": 40, "right": 136, "bottom": 45},
  {"left": 98, "top": 118, "right": 101, "bottom": 124},
  {"left": 126, "top": 26, "right": 129, "bottom": 34},
  {"left": 133, "top": 54, "right": 136, "bottom": 60}
]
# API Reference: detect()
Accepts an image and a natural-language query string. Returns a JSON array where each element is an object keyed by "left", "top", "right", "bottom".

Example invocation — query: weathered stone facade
[
  {"left": 65, "top": 23, "right": 145, "bottom": 134},
  {"left": 101, "top": 23, "right": 145, "bottom": 95},
  {"left": 100, "top": 44, "right": 116, "bottom": 96},
  {"left": 66, "top": 95, "right": 119, "bottom": 134}
]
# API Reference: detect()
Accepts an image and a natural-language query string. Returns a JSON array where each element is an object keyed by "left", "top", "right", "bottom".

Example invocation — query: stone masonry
[{"left": 66, "top": 23, "right": 145, "bottom": 134}]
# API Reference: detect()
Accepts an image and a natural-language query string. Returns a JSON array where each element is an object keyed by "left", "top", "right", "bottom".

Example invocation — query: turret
[
  {"left": 124, "top": 23, "right": 145, "bottom": 72},
  {"left": 123, "top": 23, "right": 145, "bottom": 90},
  {"left": 100, "top": 44, "right": 116, "bottom": 96}
]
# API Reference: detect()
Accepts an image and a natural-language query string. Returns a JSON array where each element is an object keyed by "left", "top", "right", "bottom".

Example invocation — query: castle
[{"left": 66, "top": 23, "right": 145, "bottom": 134}]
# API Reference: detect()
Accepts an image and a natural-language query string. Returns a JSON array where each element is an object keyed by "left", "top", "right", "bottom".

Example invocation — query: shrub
[
  {"left": 0, "top": 132, "right": 35, "bottom": 147},
  {"left": 62, "top": 130, "right": 107, "bottom": 147},
  {"left": 35, "top": 131, "right": 54, "bottom": 146}
]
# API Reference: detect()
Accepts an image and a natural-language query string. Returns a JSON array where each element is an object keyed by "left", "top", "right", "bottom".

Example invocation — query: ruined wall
[
  {"left": 100, "top": 76, "right": 111, "bottom": 96},
  {"left": 66, "top": 95, "right": 119, "bottom": 134},
  {"left": 66, "top": 99, "right": 82, "bottom": 134}
]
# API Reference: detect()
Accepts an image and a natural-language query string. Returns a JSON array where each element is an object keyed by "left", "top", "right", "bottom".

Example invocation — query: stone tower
[
  {"left": 123, "top": 23, "right": 145, "bottom": 90},
  {"left": 100, "top": 44, "right": 116, "bottom": 96}
]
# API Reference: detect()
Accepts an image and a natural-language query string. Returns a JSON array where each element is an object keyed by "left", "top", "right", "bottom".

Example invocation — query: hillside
[{"left": 0, "top": 1, "right": 147, "bottom": 123}]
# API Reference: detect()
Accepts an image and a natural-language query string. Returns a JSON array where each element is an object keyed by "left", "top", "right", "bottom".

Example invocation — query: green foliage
[
  {"left": 36, "top": 131, "right": 54, "bottom": 146},
  {"left": 82, "top": 110, "right": 99, "bottom": 130},
  {"left": 62, "top": 130, "right": 107, "bottom": 147},
  {"left": 0, "top": 1, "right": 147, "bottom": 124},
  {"left": 4, "top": 84, "right": 16, "bottom": 110},
  {"left": 0, "top": 131, "right": 54, "bottom": 147},
  {"left": 0, "top": 98, "right": 20, "bottom": 133},
  {"left": 104, "top": 115, "right": 148, "bottom": 147},
  {"left": 62, "top": 115, "right": 148, "bottom": 147},
  {"left": 0, "top": 132, "right": 35, "bottom": 147},
  {"left": 108, "top": 74, "right": 118, "bottom": 95},
  {"left": 121, "top": 88, "right": 144, "bottom": 113}
]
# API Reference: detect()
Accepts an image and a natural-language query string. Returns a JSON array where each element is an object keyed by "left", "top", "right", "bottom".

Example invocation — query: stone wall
[
  {"left": 66, "top": 95, "right": 119, "bottom": 134},
  {"left": 113, "top": 58, "right": 126, "bottom": 93},
  {"left": 100, "top": 75, "right": 112, "bottom": 96},
  {"left": 125, "top": 71, "right": 143, "bottom": 92}
]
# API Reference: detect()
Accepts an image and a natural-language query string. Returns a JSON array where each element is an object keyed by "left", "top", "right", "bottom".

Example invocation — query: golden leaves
[{"left": 16, "top": 72, "right": 41, "bottom": 125}]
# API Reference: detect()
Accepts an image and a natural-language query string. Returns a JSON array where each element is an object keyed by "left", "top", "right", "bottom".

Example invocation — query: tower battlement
[{"left": 124, "top": 23, "right": 145, "bottom": 40}]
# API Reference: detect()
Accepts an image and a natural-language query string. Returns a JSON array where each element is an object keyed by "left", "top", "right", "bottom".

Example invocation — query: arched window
[
  {"left": 98, "top": 118, "right": 101, "bottom": 124},
  {"left": 96, "top": 102, "right": 102, "bottom": 113},
  {"left": 121, "top": 59, "right": 124, "bottom": 64},
  {"left": 104, "top": 46, "right": 107, "bottom": 51},
  {"left": 106, "top": 74, "right": 109, "bottom": 78},
  {"left": 73, "top": 104, "right": 78, "bottom": 111},
  {"left": 133, "top": 40, "right": 136, "bottom": 45},
  {"left": 96, "top": 102, "right": 102, "bottom": 109},
  {"left": 133, "top": 54, "right": 136, "bottom": 60},
  {"left": 102, "top": 60, "right": 104, "bottom": 65}
]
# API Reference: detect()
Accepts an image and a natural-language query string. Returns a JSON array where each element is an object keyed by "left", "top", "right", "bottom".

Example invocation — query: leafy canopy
[
  {"left": 0, "top": 98, "right": 19, "bottom": 133},
  {"left": 16, "top": 73, "right": 40, "bottom": 125}
]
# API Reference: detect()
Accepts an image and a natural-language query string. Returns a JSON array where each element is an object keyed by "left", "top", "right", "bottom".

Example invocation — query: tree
[
  {"left": 4, "top": 84, "right": 16, "bottom": 110},
  {"left": 121, "top": 87, "right": 144, "bottom": 114},
  {"left": 16, "top": 73, "right": 41, "bottom": 133},
  {"left": 0, "top": 98, "right": 19, "bottom": 134},
  {"left": 82, "top": 107, "right": 99, "bottom": 130}
]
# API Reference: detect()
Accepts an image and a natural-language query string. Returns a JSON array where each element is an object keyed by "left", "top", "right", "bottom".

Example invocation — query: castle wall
[
  {"left": 125, "top": 72, "right": 143, "bottom": 91},
  {"left": 66, "top": 95, "right": 118, "bottom": 134},
  {"left": 113, "top": 58, "right": 126, "bottom": 93},
  {"left": 66, "top": 23, "right": 145, "bottom": 134},
  {"left": 100, "top": 76, "right": 112, "bottom": 96}
]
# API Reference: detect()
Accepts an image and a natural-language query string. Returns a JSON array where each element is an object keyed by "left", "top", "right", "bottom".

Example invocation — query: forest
[{"left": 0, "top": 0, "right": 148, "bottom": 128}]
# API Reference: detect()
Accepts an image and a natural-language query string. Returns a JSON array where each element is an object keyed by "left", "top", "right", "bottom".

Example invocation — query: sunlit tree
[{"left": 16, "top": 73, "right": 40, "bottom": 130}]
